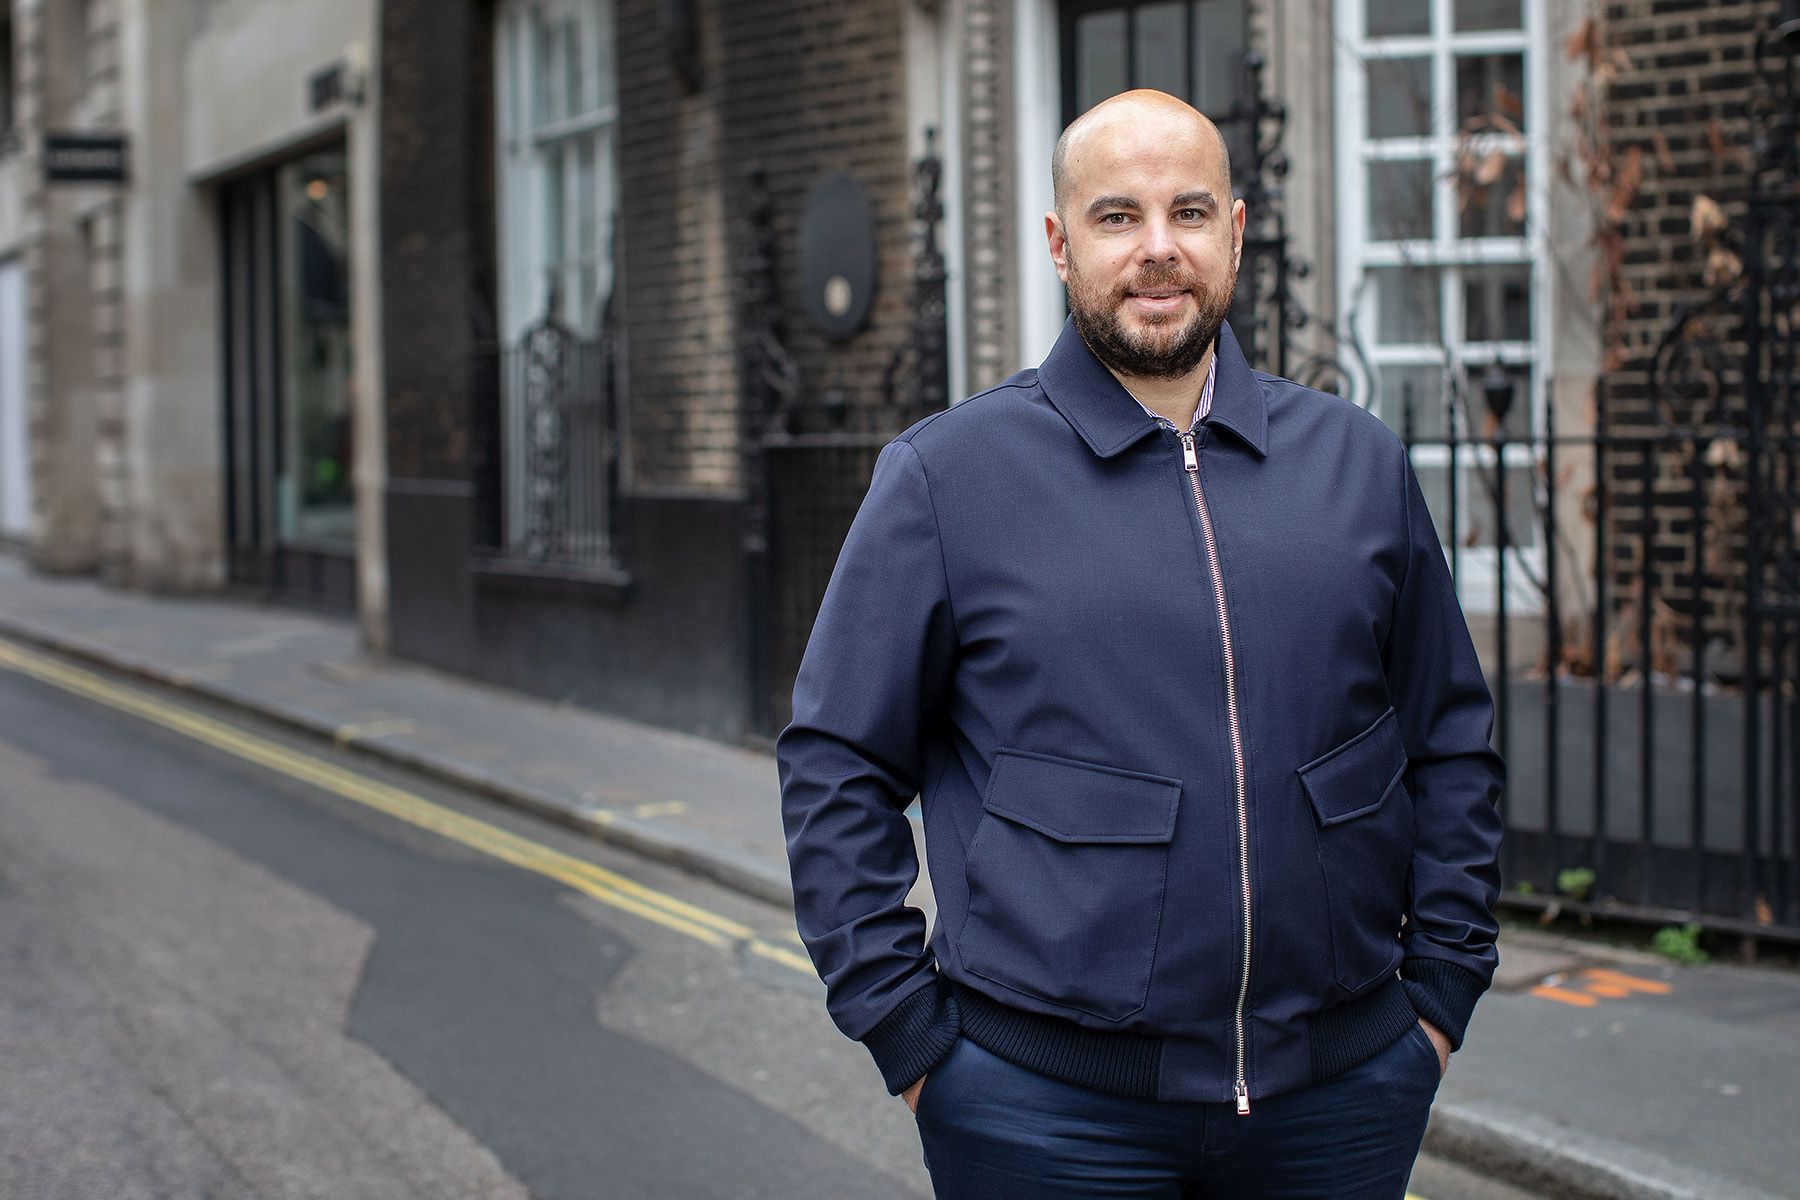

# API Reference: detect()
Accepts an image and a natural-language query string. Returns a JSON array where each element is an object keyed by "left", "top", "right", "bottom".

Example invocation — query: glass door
[
  {"left": 0, "top": 258, "right": 29, "bottom": 543},
  {"left": 221, "top": 143, "right": 357, "bottom": 611}
]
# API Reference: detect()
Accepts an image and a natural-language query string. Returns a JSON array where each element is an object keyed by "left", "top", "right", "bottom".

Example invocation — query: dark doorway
[
  {"left": 1058, "top": 0, "right": 1250, "bottom": 162},
  {"left": 220, "top": 144, "right": 357, "bottom": 613}
]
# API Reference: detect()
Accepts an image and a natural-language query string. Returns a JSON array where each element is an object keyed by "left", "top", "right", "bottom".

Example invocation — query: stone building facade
[
  {"left": 4, "top": 0, "right": 128, "bottom": 578},
  {"left": 0, "top": 0, "right": 385, "bottom": 636}
]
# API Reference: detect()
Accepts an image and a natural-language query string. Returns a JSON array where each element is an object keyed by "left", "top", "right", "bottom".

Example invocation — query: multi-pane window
[
  {"left": 496, "top": 0, "right": 618, "bottom": 338},
  {"left": 1336, "top": 0, "right": 1545, "bottom": 609},
  {"left": 492, "top": 0, "right": 621, "bottom": 567}
]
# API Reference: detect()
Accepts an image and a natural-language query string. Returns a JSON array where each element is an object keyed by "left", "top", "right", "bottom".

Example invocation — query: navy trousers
[{"left": 914, "top": 1023, "right": 1442, "bottom": 1199}]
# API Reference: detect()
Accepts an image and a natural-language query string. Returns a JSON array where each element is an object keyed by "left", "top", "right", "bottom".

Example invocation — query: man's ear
[
  {"left": 1230, "top": 198, "right": 1246, "bottom": 274},
  {"left": 1046, "top": 211, "right": 1071, "bottom": 284}
]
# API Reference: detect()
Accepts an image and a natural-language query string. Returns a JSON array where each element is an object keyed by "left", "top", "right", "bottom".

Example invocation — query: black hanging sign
[
  {"left": 43, "top": 133, "right": 129, "bottom": 184},
  {"left": 309, "top": 61, "right": 356, "bottom": 112}
]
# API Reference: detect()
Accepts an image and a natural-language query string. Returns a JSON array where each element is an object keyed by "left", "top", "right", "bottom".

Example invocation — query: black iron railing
[
  {"left": 1389, "top": 15, "right": 1800, "bottom": 949},
  {"left": 743, "top": 130, "right": 951, "bottom": 735},
  {"left": 1402, "top": 395, "right": 1799, "bottom": 944},
  {"left": 472, "top": 302, "right": 622, "bottom": 572}
]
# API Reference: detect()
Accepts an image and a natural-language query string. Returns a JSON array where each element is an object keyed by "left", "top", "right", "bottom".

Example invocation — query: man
[{"left": 778, "top": 90, "right": 1503, "bottom": 1198}]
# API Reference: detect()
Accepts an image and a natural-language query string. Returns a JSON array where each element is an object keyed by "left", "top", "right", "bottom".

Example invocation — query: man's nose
[{"left": 1139, "top": 217, "right": 1178, "bottom": 262}]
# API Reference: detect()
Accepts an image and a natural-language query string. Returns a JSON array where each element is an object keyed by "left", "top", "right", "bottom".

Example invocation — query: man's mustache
[{"left": 1116, "top": 265, "right": 1205, "bottom": 297}]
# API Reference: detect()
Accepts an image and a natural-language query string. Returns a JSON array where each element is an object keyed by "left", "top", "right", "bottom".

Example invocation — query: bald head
[{"left": 1051, "top": 90, "right": 1232, "bottom": 218}]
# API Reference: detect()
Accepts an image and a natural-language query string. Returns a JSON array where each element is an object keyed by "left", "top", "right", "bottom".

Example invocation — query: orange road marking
[
  {"left": 1582, "top": 967, "right": 1672, "bottom": 995},
  {"left": 1530, "top": 984, "right": 1600, "bottom": 1007}
]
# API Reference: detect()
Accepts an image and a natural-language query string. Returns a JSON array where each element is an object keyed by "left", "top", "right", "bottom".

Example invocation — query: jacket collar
[{"left": 1037, "top": 317, "right": 1269, "bottom": 459}]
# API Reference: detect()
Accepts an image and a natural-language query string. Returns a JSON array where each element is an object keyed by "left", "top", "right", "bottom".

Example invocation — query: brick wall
[
  {"left": 1596, "top": 0, "right": 1778, "bottom": 669},
  {"left": 379, "top": 0, "right": 495, "bottom": 482},
  {"left": 611, "top": 0, "right": 914, "bottom": 493},
  {"left": 1604, "top": 0, "right": 1773, "bottom": 397},
  {"left": 612, "top": 0, "right": 737, "bottom": 493}
]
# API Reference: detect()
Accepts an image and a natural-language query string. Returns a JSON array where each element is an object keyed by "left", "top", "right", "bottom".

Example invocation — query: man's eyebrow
[
  {"left": 1085, "top": 194, "right": 1140, "bottom": 218},
  {"left": 1173, "top": 190, "right": 1219, "bottom": 212}
]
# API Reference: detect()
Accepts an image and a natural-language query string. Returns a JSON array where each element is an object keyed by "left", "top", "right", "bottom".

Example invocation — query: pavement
[{"left": 1, "top": 555, "right": 1795, "bottom": 1200}]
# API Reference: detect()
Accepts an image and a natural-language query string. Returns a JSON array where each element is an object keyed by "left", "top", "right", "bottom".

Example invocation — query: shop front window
[{"left": 277, "top": 148, "right": 354, "bottom": 547}]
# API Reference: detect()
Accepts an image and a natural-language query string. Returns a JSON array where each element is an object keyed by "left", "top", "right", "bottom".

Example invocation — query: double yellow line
[{"left": 0, "top": 636, "right": 815, "bottom": 978}]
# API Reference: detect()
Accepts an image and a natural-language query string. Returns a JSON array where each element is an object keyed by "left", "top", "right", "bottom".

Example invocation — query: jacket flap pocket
[
  {"left": 983, "top": 749, "right": 1181, "bottom": 844},
  {"left": 1297, "top": 707, "right": 1408, "bottom": 827}
]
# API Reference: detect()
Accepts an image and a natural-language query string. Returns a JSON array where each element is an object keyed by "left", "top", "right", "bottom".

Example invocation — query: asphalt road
[{"left": 0, "top": 650, "right": 1542, "bottom": 1200}]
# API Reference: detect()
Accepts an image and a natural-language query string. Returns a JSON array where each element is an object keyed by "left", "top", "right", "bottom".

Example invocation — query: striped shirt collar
[{"left": 1125, "top": 351, "right": 1218, "bottom": 436}]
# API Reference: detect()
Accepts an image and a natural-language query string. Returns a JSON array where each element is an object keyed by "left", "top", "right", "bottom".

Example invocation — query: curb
[
  {"left": 0, "top": 617, "right": 795, "bottom": 911},
  {"left": 1424, "top": 1100, "right": 1787, "bottom": 1200}
]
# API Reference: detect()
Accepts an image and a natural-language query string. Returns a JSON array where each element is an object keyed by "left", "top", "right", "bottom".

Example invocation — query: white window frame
[
  {"left": 1335, "top": 0, "right": 1550, "bottom": 615},
  {"left": 493, "top": 0, "right": 621, "bottom": 561},
  {"left": 1016, "top": 0, "right": 1064, "bottom": 370},
  {"left": 495, "top": 0, "right": 619, "bottom": 341}
]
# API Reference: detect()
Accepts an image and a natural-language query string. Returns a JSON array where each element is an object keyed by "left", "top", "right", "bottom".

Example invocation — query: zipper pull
[
  {"left": 1180, "top": 432, "right": 1199, "bottom": 473},
  {"left": 1235, "top": 1081, "right": 1250, "bottom": 1115}
]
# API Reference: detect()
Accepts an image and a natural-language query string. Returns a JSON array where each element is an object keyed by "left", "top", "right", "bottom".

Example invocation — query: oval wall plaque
[{"left": 799, "top": 172, "right": 877, "bottom": 340}]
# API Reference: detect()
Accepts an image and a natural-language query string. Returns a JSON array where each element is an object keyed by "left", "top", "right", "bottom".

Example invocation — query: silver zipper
[{"left": 1180, "top": 429, "right": 1253, "bottom": 1116}]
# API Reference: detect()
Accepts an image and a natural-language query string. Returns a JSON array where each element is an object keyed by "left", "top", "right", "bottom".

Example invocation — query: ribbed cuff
[
  {"left": 1401, "top": 957, "right": 1489, "bottom": 1050},
  {"left": 862, "top": 980, "right": 961, "bottom": 1095}
]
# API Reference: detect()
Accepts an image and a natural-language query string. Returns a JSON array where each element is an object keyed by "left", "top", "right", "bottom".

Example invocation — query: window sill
[{"left": 471, "top": 554, "right": 634, "bottom": 607}]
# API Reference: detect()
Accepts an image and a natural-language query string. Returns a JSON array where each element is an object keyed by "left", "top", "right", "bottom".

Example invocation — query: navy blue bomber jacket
[{"left": 777, "top": 319, "right": 1504, "bottom": 1110}]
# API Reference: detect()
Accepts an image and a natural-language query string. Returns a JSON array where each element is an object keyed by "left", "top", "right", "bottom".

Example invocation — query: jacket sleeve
[
  {"left": 776, "top": 438, "right": 961, "bottom": 1093},
  {"left": 1384, "top": 451, "right": 1506, "bottom": 1051}
]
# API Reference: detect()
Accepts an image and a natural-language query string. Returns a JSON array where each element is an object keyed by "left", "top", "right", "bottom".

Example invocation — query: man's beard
[{"left": 1066, "top": 256, "right": 1236, "bottom": 381}]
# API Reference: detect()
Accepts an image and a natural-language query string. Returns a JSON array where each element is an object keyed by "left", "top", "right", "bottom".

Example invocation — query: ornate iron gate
[{"left": 742, "top": 140, "right": 950, "bottom": 736}]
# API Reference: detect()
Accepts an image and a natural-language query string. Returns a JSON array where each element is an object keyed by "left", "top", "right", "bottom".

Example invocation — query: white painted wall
[
  {"left": 0, "top": 257, "right": 27, "bottom": 540},
  {"left": 183, "top": 0, "right": 371, "bottom": 179},
  {"left": 1013, "top": 0, "right": 1061, "bottom": 371}
]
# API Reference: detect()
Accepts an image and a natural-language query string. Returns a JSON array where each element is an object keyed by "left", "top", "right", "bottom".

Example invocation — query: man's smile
[{"left": 1125, "top": 288, "right": 1192, "bottom": 314}]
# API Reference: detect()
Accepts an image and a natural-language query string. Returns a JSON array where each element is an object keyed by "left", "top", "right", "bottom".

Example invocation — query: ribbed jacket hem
[
  {"left": 956, "top": 985, "right": 1164, "bottom": 1099},
  {"left": 950, "top": 977, "right": 1420, "bottom": 1101},
  {"left": 1306, "top": 976, "right": 1422, "bottom": 1082},
  {"left": 862, "top": 981, "right": 961, "bottom": 1095}
]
